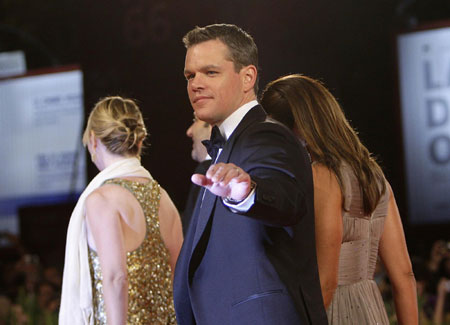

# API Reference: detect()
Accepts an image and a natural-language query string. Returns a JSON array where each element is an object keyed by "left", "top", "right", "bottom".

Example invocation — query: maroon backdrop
[{"left": 2, "top": 0, "right": 450, "bottom": 257}]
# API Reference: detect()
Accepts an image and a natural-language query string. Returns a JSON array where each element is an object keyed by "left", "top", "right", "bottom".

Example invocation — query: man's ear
[{"left": 241, "top": 65, "right": 257, "bottom": 93}]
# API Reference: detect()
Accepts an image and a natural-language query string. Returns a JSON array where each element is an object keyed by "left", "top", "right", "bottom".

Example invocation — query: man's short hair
[{"left": 183, "top": 23, "right": 259, "bottom": 94}]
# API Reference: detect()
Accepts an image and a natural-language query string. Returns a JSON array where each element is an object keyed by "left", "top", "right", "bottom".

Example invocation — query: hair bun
[{"left": 82, "top": 96, "right": 148, "bottom": 156}]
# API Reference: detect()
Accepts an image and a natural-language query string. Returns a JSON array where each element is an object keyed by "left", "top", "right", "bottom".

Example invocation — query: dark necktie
[{"left": 202, "top": 126, "right": 225, "bottom": 161}]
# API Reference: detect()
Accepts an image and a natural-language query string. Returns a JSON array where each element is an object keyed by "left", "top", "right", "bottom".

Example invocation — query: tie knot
[{"left": 202, "top": 126, "right": 225, "bottom": 160}]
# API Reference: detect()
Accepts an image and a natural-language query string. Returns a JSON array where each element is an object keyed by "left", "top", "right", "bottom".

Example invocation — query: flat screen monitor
[{"left": 0, "top": 66, "right": 86, "bottom": 234}]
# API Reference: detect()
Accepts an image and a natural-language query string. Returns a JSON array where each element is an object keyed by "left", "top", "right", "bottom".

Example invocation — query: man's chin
[{"left": 193, "top": 110, "right": 214, "bottom": 125}]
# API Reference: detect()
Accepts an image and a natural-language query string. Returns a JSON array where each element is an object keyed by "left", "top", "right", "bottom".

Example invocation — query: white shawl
[{"left": 58, "top": 157, "right": 151, "bottom": 324}]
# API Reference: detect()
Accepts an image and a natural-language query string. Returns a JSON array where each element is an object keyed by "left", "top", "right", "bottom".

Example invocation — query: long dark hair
[{"left": 260, "top": 74, "right": 386, "bottom": 215}]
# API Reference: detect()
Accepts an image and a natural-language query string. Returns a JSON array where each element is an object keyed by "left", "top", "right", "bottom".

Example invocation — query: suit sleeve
[{"left": 231, "top": 121, "right": 311, "bottom": 227}]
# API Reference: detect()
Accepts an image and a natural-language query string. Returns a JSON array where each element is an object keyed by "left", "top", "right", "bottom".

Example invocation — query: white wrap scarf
[{"left": 58, "top": 157, "right": 151, "bottom": 324}]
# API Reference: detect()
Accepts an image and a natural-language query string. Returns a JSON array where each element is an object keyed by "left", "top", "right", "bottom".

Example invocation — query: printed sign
[
  {"left": 397, "top": 26, "right": 450, "bottom": 223},
  {"left": 0, "top": 68, "right": 86, "bottom": 233}
]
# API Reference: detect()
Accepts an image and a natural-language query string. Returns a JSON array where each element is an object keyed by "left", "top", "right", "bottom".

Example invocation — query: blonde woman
[
  {"left": 261, "top": 74, "right": 417, "bottom": 325},
  {"left": 59, "top": 96, "right": 182, "bottom": 324}
]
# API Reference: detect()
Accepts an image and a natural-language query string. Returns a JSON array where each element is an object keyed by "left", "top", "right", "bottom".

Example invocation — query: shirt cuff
[{"left": 222, "top": 181, "right": 256, "bottom": 213}]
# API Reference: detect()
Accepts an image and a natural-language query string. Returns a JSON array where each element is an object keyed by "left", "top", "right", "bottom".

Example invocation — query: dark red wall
[{"left": 2, "top": 0, "right": 450, "bottom": 256}]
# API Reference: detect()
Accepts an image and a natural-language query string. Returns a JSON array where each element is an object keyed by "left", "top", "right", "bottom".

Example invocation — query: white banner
[
  {"left": 397, "top": 26, "right": 450, "bottom": 223},
  {"left": 0, "top": 69, "right": 86, "bottom": 233}
]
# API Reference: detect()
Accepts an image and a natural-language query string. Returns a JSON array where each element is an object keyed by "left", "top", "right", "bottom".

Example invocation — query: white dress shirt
[{"left": 215, "top": 99, "right": 258, "bottom": 212}]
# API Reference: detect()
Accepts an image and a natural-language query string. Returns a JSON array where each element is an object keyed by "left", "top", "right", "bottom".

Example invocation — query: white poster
[
  {"left": 397, "top": 27, "right": 450, "bottom": 224},
  {"left": 0, "top": 69, "right": 86, "bottom": 233}
]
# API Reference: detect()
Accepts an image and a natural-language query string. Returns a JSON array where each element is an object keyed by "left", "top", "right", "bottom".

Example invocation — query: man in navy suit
[{"left": 174, "top": 23, "right": 327, "bottom": 324}]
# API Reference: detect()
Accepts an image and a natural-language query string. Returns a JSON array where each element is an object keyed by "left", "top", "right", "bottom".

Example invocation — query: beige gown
[
  {"left": 88, "top": 178, "right": 177, "bottom": 325},
  {"left": 326, "top": 164, "right": 390, "bottom": 325}
]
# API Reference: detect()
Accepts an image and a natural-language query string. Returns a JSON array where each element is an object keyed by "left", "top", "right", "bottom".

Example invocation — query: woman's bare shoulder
[
  {"left": 85, "top": 184, "right": 131, "bottom": 209},
  {"left": 312, "top": 163, "right": 339, "bottom": 186}
]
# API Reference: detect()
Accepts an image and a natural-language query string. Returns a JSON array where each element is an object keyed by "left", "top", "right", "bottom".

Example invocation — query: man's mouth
[{"left": 193, "top": 96, "right": 211, "bottom": 104}]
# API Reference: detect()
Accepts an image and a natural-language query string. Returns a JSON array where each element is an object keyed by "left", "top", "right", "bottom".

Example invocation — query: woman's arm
[
  {"left": 86, "top": 188, "right": 128, "bottom": 325},
  {"left": 378, "top": 184, "right": 418, "bottom": 325},
  {"left": 312, "top": 163, "right": 343, "bottom": 308},
  {"left": 158, "top": 188, "right": 183, "bottom": 274}
]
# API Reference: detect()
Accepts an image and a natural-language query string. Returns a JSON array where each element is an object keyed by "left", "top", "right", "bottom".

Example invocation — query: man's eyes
[{"left": 185, "top": 71, "right": 218, "bottom": 80}]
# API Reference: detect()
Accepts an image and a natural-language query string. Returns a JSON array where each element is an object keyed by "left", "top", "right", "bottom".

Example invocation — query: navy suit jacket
[
  {"left": 174, "top": 105, "right": 327, "bottom": 324},
  {"left": 182, "top": 160, "right": 212, "bottom": 236}
]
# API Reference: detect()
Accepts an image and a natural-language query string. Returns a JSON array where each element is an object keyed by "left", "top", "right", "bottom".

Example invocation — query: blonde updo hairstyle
[{"left": 82, "top": 96, "right": 147, "bottom": 157}]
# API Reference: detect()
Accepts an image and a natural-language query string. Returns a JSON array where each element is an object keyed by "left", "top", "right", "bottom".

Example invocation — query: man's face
[
  {"left": 184, "top": 39, "right": 246, "bottom": 126},
  {"left": 186, "top": 115, "right": 211, "bottom": 163}
]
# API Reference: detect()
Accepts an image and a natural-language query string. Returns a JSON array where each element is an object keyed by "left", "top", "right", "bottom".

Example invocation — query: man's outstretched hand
[{"left": 192, "top": 163, "right": 253, "bottom": 202}]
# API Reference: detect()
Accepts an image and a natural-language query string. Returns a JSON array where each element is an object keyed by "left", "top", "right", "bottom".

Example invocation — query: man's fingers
[
  {"left": 191, "top": 173, "right": 209, "bottom": 186},
  {"left": 206, "top": 163, "right": 243, "bottom": 184},
  {"left": 193, "top": 167, "right": 252, "bottom": 200},
  {"left": 220, "top": 167, "right": 245, "bottom": 186},
  {"left": 206, "top": 163, "right": 229, "bottom": 183},
  {"left": 206, "top": 163, "right": 223, "bottom": 180}
]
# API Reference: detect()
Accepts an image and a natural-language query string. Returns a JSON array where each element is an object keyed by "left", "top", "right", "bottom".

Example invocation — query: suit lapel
[
  {"left": 222, "top": 105, "right": 266, "bottom": 160},
  {"left": 191, "top": 189, "right": 216, "bottom": 251},
  {"left": 190, "top": 105, "right": 267, "bottom": 253}
]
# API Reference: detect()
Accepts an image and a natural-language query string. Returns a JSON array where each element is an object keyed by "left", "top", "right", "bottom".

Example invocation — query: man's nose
[
  {"left": 190, "top": 75, "right": 204, "bottom": 91},
  {"left": 186, "top": 125, "right": 193, "bottom": 137}
]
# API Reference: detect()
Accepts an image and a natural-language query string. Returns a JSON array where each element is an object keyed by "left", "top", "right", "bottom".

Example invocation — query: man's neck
[
  {"left": 215, "top": 92, "right": 256, "bottom": 121},
  {"left": 218, "top": 99, "right": 259, "bottom": 140}
]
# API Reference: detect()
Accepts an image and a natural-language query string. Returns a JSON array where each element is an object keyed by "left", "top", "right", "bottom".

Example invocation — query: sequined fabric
[
  {"left": 325, "top": 163, "right": 390, "bottom": 325},
  {"left": 88, "top": 178, "right": 177, "bottom": 324}
]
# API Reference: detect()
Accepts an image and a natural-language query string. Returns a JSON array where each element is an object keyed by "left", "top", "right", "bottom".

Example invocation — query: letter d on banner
[{"left": 427, "top": 98, "right": 448, "bottom": 127}]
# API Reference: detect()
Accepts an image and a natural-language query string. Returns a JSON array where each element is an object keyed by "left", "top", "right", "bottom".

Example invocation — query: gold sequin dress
[
  {"left": 326, "top": 163, "right": 390, "bottom": 325},
  {"left": 88, "top": 178, "right": 177, "bottom": 325}
]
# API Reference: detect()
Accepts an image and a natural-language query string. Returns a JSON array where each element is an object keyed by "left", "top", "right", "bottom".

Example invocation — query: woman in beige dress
[
  {"left": 261, "top": 74, "right": 418, "bottom": 324},
  {"left": 59, "top": 96, "right": 182, "bottom": 324}
]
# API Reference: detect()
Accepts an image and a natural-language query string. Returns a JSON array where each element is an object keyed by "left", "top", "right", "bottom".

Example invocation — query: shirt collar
[{"left": 218, "top": 100, "right": 258, "bottom": 140}]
